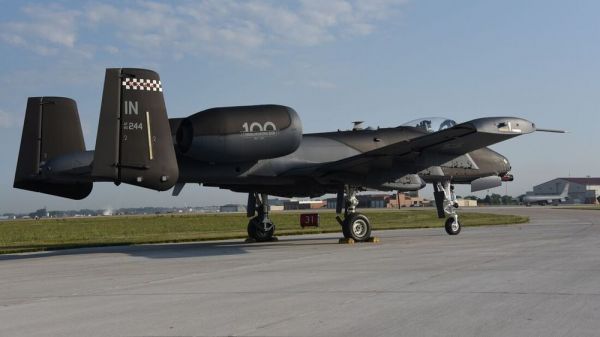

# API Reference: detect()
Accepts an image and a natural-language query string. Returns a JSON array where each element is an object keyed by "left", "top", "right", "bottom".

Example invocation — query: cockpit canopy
[{"left": 401, "top": 117, "right": 456, "bottom": 133}]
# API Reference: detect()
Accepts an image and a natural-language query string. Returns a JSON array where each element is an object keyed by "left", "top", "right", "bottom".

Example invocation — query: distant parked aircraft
[{"left": 522, "top": 183, "right": 570, "bottom": 206}]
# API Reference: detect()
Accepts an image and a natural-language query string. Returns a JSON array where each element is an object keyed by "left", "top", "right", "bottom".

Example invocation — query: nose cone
[
  {"left": 498, "top": 153, "right": 512, "bottom": 175},
  {"left": 479, "top": 147, "right": 511, "bottom": 175}
]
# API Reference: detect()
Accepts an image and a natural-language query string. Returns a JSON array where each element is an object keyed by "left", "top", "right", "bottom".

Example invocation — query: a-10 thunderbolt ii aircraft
[{"left": 14, "top": 68, "right": 563, "bottom": 242}]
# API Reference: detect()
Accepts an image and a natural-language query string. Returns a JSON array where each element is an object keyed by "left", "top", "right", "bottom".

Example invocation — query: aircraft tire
[
  {"left": 444, "top": 217, "right": 461, "bottom": 235},
  {"left": 247, "top": 217, "right": 275, "bottom": 242},
  {"left": 343, "top": 213, "right": 371, "bottom": 242}
]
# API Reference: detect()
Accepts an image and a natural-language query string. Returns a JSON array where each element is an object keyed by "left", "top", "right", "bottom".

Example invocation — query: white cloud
[
  {"left": 0, "top": 110, "right": 16, "bottom": 128},
  {"left": 1, "top": 1, "right": 408, "bottom": 61},
  {"left": 1, "top": 4, "right": 80, "bottom": 55},
  {"left": 1, "top": 61, "right": 104, "bottom": 91}
]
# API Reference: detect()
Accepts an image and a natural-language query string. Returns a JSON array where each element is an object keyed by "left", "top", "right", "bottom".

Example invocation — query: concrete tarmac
[{"left": 1, "top": 207, "right": 600, "bottom": 337}]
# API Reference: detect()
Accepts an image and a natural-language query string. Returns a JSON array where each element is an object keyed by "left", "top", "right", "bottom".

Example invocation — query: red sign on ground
[{"left": 300, "top": 213, "right": 320, "bottom": 228}]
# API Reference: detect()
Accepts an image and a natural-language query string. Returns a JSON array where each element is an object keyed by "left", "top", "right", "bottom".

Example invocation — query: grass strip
[
  {"left": 0, "top": 210, "right": 528, "bottom": 254},
  {"left": 554, "top": 206, "right": 600, "bottom": 211}
]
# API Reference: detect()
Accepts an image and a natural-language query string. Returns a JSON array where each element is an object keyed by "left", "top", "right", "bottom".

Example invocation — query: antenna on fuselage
[{"left": 352, "top": 121, "right": 364, "bottom": 131}]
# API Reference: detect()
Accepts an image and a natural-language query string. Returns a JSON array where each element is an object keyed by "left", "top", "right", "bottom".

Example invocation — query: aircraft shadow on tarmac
[{"left": 0, "top": 236, "right": 339, "bottom": 261}]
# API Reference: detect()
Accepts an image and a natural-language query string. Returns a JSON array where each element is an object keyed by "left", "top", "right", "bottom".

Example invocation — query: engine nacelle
[{"left": 176, "top": 105, "right": 302, "bottom": 163}]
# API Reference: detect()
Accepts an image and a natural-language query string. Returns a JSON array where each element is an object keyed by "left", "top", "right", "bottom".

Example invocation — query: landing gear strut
[
  {"left": 336, "top": 186, "right": 372, "bottom": 242},
  {"left": 246, "top": 192, "right": 276, "bottom": 242},
  {"left": 433, "top": 181, "right": 461, "bottom": 235}
]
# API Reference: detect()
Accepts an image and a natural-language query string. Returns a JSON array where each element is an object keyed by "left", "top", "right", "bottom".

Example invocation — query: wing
[{"left": 316, "top": 117, "right": 536, "bottom": 176}]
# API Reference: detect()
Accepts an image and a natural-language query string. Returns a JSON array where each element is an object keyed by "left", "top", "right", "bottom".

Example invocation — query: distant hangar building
[
  {"left": 219, "top": 204, "right": 246, "bottom": 213},
  {"left": 533, "top": 177, "right": 600, "bottom": 204}
]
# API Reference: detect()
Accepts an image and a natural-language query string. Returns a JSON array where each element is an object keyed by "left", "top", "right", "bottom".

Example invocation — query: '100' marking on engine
[{"left": 241, "top": 121, "right": 278, "bottom": 136}]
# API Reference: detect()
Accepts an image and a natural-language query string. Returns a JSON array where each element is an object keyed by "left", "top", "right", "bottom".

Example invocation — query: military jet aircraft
[
  {"left": 14, "top": 68, "right": 563, "bottom": 242},
  {"left": 522, "top": 183, "right": 570, "bottom": 206}
]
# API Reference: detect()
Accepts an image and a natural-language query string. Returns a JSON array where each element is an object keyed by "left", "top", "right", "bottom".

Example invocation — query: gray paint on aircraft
[{"left": 14, "top": 68, "right": 552, "bottom": 201}]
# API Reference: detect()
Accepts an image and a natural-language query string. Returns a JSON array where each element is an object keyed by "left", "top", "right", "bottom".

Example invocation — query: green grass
[
  {"left": 555, "top": 206, "right": 600, "bottom": 210},
  {"left": 0, "top": 210, "right": 528, "bottom": 254}
]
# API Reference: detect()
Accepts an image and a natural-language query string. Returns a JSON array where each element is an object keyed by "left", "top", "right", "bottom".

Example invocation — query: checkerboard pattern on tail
[{"left": 121, "top": 78, "right": 163, "bottom": 92}]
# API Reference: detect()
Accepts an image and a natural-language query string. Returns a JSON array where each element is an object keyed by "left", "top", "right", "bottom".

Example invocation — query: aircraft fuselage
[{"left": 176, "top": 127, "right": 511, "bottom": 197}]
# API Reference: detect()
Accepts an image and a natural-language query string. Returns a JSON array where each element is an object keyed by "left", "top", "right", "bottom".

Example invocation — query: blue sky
[{"left": 0, "top": 0, "right": 598, "bottom": 213}]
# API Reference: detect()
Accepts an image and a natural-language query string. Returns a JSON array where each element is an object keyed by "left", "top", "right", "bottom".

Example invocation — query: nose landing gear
[
  {"left": 444, "top": 215, "right": 461, "bottom": 235},
  {"left": 434, "top": 181, "right": 462, "bottom": 235}
]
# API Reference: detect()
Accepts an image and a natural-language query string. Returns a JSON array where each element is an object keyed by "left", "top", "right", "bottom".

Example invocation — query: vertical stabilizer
[
  {"left": 13, "top": 97, "right": 92, "bottom": 199},
  {"left": 561, "top": 183, "right": 570, "bottom": 198},
  {"left": 92, "top": 68, "right": 178, "bottom": 191}
]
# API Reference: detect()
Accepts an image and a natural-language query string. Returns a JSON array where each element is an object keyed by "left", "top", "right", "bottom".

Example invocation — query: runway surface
[{"left": 1, "top": 207, "right": 600, "bottom": 337}]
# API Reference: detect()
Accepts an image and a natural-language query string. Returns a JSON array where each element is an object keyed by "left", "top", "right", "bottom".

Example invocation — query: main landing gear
[
  {"left": 246, "top": 192, "right": 276, "bottom": 242},
  {"left": 433, "top": 181, "right": 461, "bottom": 235},
  {"left": 336, "top": 186, "right": 372, "bottom": 242}
]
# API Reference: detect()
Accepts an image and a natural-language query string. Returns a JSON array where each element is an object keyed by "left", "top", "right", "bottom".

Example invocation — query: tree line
[{"left": 461, "top": 194, "right": 522, "bottom": 205}]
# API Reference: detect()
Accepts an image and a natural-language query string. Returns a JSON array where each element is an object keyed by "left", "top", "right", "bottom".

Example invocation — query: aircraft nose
[{"left": 498, "top": 154, "right": 511, "bottom": 174}]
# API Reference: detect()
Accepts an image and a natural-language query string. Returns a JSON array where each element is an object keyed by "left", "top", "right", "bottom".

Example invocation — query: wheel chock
[
  {"left": 244, "top": 236, "right": 279, "bottom": 243},
  {"left": 338, "top": 237, "right": 379, "bottom": 244}
]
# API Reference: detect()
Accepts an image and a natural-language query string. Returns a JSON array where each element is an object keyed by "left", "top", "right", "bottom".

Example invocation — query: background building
[
  {"left": 219, "top": 204, "right": 246, "bottom": 213},
  {"left": 532, "top": 177, "right": 600, "bottom": 204},
  {"left": 393, "top": 193, "right": 429, "bottom": 208},
  {"left": 326, "top": 194, "right": 393, "bottom": 209},
  {"left": 456, "top": 199, "right": 477, "bottom": 207},
  {"left": 283, "top": 200, "right": 326, "bottom": 210},
  {"left": 326, "top": 192, "right": 431, "bottom": 209}
]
